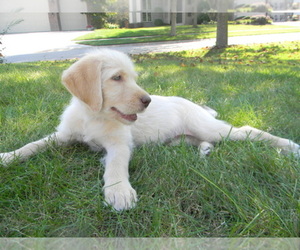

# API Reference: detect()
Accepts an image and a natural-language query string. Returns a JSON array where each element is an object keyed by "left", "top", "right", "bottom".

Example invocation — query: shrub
[
  {"left": 235, "top": 16, "right": 245, "bottom": 21},
  {"left": 104, "top": 23, "right": 120, "bottom": 29},
  {"left": 198, "top": 13, "right": 210, "bottom": 24},
  {"left": 251, "top": 15, "right": 272, "bottom": 25},
  {"left": 154, "top": 19, "right": 164, "bottom": 26},
  {"left": 234, "top": 16, "right": 251, "bottom": 24},
  {"left": 87, "top": 13, "right": 109, "bottom": 29}
]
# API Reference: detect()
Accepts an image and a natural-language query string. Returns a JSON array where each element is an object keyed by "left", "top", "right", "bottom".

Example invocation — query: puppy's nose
[{"left": 141, "top": 95, "right": 151, "bottom": 108}]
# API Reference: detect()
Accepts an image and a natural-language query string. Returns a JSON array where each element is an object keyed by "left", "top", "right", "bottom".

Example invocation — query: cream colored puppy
[{"left": 0, "top": 49, "right": 299, "bottom": 211}]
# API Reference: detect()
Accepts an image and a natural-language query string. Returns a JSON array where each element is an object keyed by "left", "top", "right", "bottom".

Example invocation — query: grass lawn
[
  {"left": 0, "top": 41, "right": 299, "bottom": 237},
  {"left": 75, "top": 24, "right": 300, "bottom": 46}
]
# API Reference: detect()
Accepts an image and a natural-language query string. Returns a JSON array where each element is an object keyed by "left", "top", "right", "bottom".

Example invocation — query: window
[
  {"left": 142, "top": 0, "right": 151, "bottom": 10},
  {"left": 142, "top": 12, "right": 152, "bottom": 22},
  {"left": 142, "top": 0, "right": 152, "bottom": 22}
]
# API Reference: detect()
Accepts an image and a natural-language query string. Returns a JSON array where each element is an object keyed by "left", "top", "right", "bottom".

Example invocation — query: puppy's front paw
[
  {"left": 103, "top": 181, "right": 137, "bottom": 211},
  {"left": 0, "top": 152, "right": 15, "bottom": 166}
]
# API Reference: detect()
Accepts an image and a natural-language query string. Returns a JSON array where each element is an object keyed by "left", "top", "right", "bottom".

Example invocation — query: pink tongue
[{"left": 122, "top": 113, "right": 137, "bottom": 121}]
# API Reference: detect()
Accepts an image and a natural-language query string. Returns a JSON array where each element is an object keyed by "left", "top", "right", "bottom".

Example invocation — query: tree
[
  {"left": 192, "top": 1, "right": 198, "bottom": 28},
  {"left": 170, "top": 0, "right": 177, "bottom": 36},
  {"left": 195, "top": 0, "right": 211, "bottom": 27},
  {"left": 107, "top": 0, "right": 129, "bottom": 28},
  {"left": 209, "top": 0, "right": 233, "bottom": 48},
  {"left": 81, "top": 0, "right": 116, "bottom": 28},
  {"left": 216, "top": 12, "right": 228, "bottom": 48},
  {"left": 82, "top": 0, "right": 111, "bottom": 12}
]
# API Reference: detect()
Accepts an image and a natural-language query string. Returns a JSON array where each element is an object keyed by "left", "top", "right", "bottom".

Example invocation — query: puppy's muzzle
[{"left": 141, "top": 95, "right": 151, "bottom": 108}]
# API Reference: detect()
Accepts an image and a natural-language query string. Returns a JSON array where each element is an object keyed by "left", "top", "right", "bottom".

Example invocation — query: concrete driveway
[
  {"left": 1, "top": 31, "right": 93, "bottom": 63},
  {"left": 1, "top": 26, "right": 300, "bottom": 63}
]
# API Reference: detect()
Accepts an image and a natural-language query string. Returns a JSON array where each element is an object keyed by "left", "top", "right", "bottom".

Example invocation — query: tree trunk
[
  {"left": 216, "top": 12, "right": 228, "bottom": 48},
  {"left": 170, "top": 0, "right": 177, "bottom": 36},
  {"left": 192, "top": 13, "right": 198, "bottom": 28},
  {"left": 192, "top": 0, "right": 198, "bottom": 28}
]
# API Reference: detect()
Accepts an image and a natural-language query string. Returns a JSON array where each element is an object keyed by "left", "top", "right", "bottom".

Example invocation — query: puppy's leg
[
  {"left": 186, "top": 114, "right": 299, "bottom": 157},
  {"left": 181, "top": 136, "right": 214, "bottom": 156},
  {"left": 0, "top": 132, "right": 70, "bottom": 165},
  {"left": 227, "top": 125, "right": 300, "bottom": 157},
  {"left": 166, "top": 135, "right": 214, "bottom": 156},
  {"left": 102, "top": 144, "right": 137, "bottom": 211}
]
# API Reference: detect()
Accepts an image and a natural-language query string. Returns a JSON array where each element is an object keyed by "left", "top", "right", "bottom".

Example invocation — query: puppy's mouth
[{"left": 111, "top": 107, "right": 137, "bottom": 122}]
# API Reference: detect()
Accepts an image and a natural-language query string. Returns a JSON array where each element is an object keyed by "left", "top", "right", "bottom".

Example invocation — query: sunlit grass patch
[{"left": 75, "top": 24, "right": 300, "bottom": 46}]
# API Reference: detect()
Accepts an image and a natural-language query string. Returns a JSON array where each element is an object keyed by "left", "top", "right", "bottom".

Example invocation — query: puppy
[{"left": 1, "top": 49, "right": 299, "bottom": 211}]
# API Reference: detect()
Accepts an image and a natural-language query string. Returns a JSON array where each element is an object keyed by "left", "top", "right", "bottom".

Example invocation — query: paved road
[{"left": 1, "top": 27, "right": 300, "bottom": 63}]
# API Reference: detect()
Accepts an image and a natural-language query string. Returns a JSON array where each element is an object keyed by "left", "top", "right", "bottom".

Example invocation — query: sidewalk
[{"left": 1, "top": 30, "right": 300, "bottom": 63}]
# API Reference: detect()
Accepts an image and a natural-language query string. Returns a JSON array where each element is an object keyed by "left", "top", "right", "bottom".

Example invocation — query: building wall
[
  {"left": 0, "top": 0, "right": 88, "bottom": 33},
  {"left": 60, "top": 13, "right": 87, "bottom": 31},
  {"left": 0, "top": 0, "right": 49, "bottom": 13},
  {"left": 129, "top": 0, "right": 296, "bottom": 27},
  {"left": 0, "top": 0, "right": 49, "bottom": 33},
  {"left": 129, "top": 0, "right": 195, "bottom": 27},
  {"left": 129, "top": 0, "right": 142, "bottom": 25},
  {"left": 0, "top": 13, "right": 50, "bottom": 33},
  {"left": 59, "top": 0, "right": 87, "bottom": 13}
]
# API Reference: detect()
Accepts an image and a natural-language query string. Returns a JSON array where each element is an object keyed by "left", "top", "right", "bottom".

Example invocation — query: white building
[
  {"left": 235, "top": 0, "right": 296, "bottom": 21},
  {"left": 129, "top": 0, "right": 198, "bottom": 27},
  {"left": 0, "top": 0, "right": 88, "bottom": 33},
  {"left": 129, "top": 0, "right": 299, "bottom": 27},
  {"left": 1, "top": 0, "right": 298, "bottom": 33}
]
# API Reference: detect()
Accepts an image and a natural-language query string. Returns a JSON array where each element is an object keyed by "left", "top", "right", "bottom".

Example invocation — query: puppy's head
[{"left": 62, "top": 49, "right": 151, "bottom": 124}]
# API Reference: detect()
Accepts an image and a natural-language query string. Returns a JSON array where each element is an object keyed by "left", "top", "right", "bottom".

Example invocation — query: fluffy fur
[{"left": 1, "top": 49, "right": 299, "bottom": 211}]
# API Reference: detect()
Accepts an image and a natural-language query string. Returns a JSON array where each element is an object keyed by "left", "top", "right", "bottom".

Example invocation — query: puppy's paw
[
  {"left": 0, "top": 152, "right": 16, "bottom": 166},
  {"left": 103, "top": 181, "right": 137, "bottom": 211},
  {"left": 292, "top": 143, "right": 300, "bottom": 158},
  {"left": 279, "top": 141, "right": 300, "bottom": 158},
  {"left": 199, "top": 141, "right": 214, "bottom": 157}
]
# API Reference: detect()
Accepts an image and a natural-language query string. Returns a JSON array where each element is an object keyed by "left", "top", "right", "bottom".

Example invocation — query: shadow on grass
[{"left": 203, "top": 46, "right": 229, "bottom": 58}]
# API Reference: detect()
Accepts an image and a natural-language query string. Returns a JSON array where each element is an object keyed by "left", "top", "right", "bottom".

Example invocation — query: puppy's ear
[{"left": 62, "top": 57, "right": 103, "bottom": 112}]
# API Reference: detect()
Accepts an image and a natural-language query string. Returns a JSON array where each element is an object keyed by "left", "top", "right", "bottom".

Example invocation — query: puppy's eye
[{"left": 112, "top": 75, "right": 122, "bottom": 81}]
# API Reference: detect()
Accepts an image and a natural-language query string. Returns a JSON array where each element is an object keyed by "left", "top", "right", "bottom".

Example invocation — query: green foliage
[
  {"left": 104, "top": 22, "right": 120, "bottom": 29},
  {"left": 250, "top": 3, "right": 272, "bottom": 12},
  {"left": 251, "top": 16, "right": 272, "bottom": 25},
  {"left": 197, "top": 0, "right": 210, "bottom": 12},
  {"left": 154, "top": 19, "right": 164, "bottom": 27},
  {"left": 86, "top": 13, "right": 111, "bottom": 29},
  {"left": 235, "top": 3, "right": 272, "bottom": 13},
  {"left": 82, "top": 0, "right": 115, "bottom": 12},
  {"left": 82, "top": 0, "right": 128, "bottom": 28},
  {"left": 0, "top": 42, "right": 299, "bottom": 237},
  {"left": 197, "top": 13, "right": 210, "bottom": 24}
]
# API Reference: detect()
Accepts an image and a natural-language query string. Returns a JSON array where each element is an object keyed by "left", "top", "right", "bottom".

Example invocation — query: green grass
[
  {"left": 75, "top": 24, "right": 300, "bottom": 46},
  {"left": 0, "top": 41, "right": 300, "bottom": 237}
]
